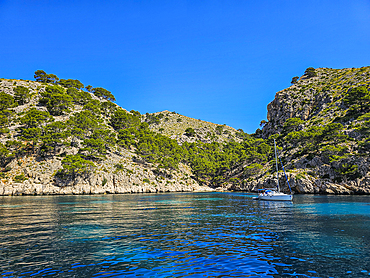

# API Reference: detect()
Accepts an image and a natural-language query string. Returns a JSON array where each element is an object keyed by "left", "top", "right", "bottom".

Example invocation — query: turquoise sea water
[{"left": 0, "top": 192, "right": 369, "bottom": 277}]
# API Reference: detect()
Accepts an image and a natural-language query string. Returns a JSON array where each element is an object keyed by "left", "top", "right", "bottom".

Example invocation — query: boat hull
[
  {"left": 254, "top": 190, "right": 293, "bottom": 201},
  {"left": 258, "top": 194, "right": 293, "bottom": 201}
]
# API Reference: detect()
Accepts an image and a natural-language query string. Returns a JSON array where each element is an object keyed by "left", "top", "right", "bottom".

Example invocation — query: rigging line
[
  {"left": 276, "top": 147, "right": 292, "bottom": 194},
  {"left": 274, "top": 139, "right": 280, "bottom": 192}
]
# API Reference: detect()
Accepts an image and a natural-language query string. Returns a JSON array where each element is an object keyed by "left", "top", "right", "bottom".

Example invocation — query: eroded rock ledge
[
  {"left": 225, "top": 172, "right": 370, "bottom": 195},
  {"left": 0, "top": 179, "right": 214, "bottom": 196},
  {"left": 0, "top": 152, "right": 215, "bottom": 196}
]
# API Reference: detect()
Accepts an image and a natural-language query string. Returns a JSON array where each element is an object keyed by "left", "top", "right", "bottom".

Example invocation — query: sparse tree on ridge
[
  {"left": 34, "top": 70, "right": 48, "bottom": 83},
  {"left": 291, "top": 76, "right": 299, "bottom": 84},
  {"left": 304, "top": 67, "right": 317, "bottom": 78},
  {"left": 92, "top": 87, "right": 116, "bottom": 102},
  {"left": 85, "top": 85, "right": 93, "bottom": 92},
  {"left": 259, "top": 120, "right": 267, "bottom": 127},
  {"left": 58, "top": 79, "right": 84, "bottom": 89},
  {"left": 34, "top": 70, "right": 59, "bottom": 84}
]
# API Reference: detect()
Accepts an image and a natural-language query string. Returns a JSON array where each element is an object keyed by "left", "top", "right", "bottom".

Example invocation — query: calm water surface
[{"left": 0, "top": 192, "right": 369, "bottom": 277}]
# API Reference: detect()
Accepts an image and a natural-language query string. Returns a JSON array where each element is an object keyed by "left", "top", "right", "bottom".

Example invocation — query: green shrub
[
  {"left": 185, "top": 127, "right": 196, "bottom": 137},
  {"left": 114, "top": 163, "right": 124, "bottom": 170},
  {"left": 334, "top": 163, "right": 360, "bottom": 180},
  {"left": 243, "top": 163, "right": 263, "bottom": 176},
  {"left": 13, "top": 86, "right": 30, "bottom": 105},
  {"left": 0, "top": 92, "right": 17, "bottom": 110},
  {"left": 215, "top": 125, "right": 223, "bottom": 135},
  {"left": 14, "top": 174, "right": 26, "bottom": 182},
  {"left": 102, "top": 178, "right": 107, "bottom": 186}
]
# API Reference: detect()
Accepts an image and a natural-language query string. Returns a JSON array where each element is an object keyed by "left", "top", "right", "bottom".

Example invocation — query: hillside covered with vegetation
[
  {"left": 0, "top": 66, "right": 369, "bottom": 195},
  {"left": 255, "top": 67, "right": 370, "bottom": 193}
]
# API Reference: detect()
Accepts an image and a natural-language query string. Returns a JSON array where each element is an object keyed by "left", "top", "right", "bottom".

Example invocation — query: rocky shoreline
[
  {"left": 228, "top": 172, "right": 370, "bottom": 195},
  {"left": 2, "top": 172, "right": 370, "bottom": 196},
  {"left": 1, "top": 144, "right": 369, "bottom": 196},
  {"left": 0, "top": 152, "right": 216, "bottom": 196},
  {"left": 0, "top": 180, "right": 215, "bottom": 196}
]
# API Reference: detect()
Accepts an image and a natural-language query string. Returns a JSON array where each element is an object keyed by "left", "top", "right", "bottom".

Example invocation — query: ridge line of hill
[{"left": 0, "top": 66, "right": 369, "bottom": 195}]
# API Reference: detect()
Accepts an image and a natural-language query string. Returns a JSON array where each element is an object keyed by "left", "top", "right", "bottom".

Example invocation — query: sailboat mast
[{"left": 274, "top": 139, "right": 280, "bottom": 192}]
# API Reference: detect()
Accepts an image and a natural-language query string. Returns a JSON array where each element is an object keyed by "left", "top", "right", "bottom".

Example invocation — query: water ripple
[{"left": 0, "top": 193, "right": 370, "bottom": 277}]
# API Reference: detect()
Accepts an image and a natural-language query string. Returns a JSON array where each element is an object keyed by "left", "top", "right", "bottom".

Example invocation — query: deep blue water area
[{"left": 0, "top": 192, "right": 369, "bottom": 277}]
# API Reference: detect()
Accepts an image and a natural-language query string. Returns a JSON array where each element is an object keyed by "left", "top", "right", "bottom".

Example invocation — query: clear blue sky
[{"left": 1, "top": 0, "right": 369, "bottom": 133}]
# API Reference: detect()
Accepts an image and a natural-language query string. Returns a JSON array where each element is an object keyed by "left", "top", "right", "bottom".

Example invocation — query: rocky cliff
[
  {"left": 262, "top": 67, "right": 370, "bottom": 137},
  {"left": 0, "top": 143, "right": 212, "bottom": 195},
  {"left": 246, "top": 67, "right": 370, "bottom": 194}
]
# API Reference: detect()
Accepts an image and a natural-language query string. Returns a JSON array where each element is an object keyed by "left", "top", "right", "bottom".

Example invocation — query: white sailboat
[{"left": 253, "top": 139, "right": 293, "bottom": 201}]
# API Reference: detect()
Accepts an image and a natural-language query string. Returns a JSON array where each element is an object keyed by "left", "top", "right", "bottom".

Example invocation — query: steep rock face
[
  {"left": 250, "top": 67, "right": 370, "bottom": 194},
  {"left": 0, "top": 152, "right": 213, "bottom": 196},
  {"left": 262, "top": 67, "right": 370, "bottom": 138}
]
